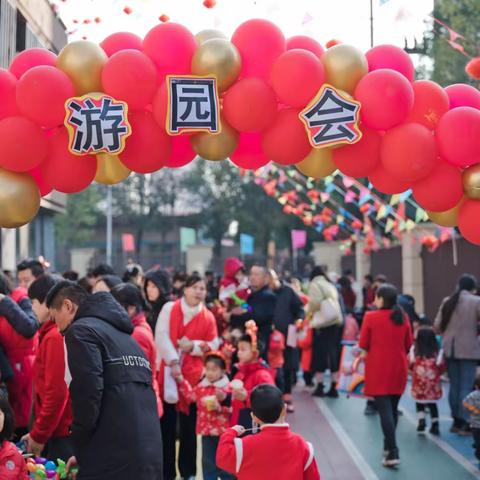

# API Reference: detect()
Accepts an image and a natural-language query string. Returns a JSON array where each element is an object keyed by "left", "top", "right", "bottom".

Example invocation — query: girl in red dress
[{"left": 410, "top": 327, "right": 446, "bottom": 436}]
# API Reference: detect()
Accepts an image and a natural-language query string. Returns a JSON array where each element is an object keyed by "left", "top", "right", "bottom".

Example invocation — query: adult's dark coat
[{"left": 65, "top": 292, "right": 163, "bottom": 480}]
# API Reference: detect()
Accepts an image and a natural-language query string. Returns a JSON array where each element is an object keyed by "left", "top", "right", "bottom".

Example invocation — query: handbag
[
  {"left": 163, "top": 366, "right": 179, "bottom": 404},
  {"left": 311, "top": 297, "right": 341, "bottom": 329}
]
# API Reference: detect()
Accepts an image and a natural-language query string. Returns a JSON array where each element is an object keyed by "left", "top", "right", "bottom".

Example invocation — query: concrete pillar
[
  {"left": 311, "top": 241, "right": 343, "bottom": 276},
  {"left": 355, "top": 240, "right": 371, "bottom": 285},
  {"left": 402, "top": 232, "right": 425, "bottom": 313},
  {"left": 186, "top": 245, "right": 213, "bottom": 275},
  {"left": 1, "top": 229, "right": 16, "bottom": 271},
  {"left": 19, "top": 224, "right": 29, "bottom": 260}
]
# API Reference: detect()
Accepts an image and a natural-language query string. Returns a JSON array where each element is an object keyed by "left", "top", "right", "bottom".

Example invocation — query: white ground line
[
  {"left": 401, "top": 407, "right": 480, "bottom": 479},
  {"left": 313, "top": 397, "right": 380, "bottom": 480}
]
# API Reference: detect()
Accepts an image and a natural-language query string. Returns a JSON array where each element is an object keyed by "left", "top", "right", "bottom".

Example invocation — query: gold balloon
[
  {"left": 427, "top": 199, "right": 464, "bottom": 227},
  {"left": 95, "top": 154, "right": 131, "bottom": 185},
  {"left": 463, "top": 164, "right": 480, "bottom": 199},
  {"left": 57, "top": 41, "right": 108, "bottom": 95},
  {"left": 192, "top": 38, "right": 241, "bottom": 92},
  {"left": 296, "top": 148, "right": 337, "bottom": 179},
  {"left": 0, "top": 169, "right": 40, "bottom": 228},
  {"left": 321, "top": 44, "right": 368, "bottom": 94},
  {"left": 190, "top": 121, "right": 239, "bottom": 161},
  {"left": 195, "top": 29, "right": 227, "bottom": 45}
]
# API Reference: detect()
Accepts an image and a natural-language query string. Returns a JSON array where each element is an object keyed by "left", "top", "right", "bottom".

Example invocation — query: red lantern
[
  {"left": 100, "top": 32, "right": 143, "bottom": 57},
  {"left": 465, "top": 57, "right": 480, "bottom": 81}
]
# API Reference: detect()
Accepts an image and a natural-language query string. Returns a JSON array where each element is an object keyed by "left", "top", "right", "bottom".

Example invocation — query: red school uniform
[
  {"left": 177, "top": 375, "right": 231, "bottom": 436},
  {"left": 297, "top": 326, "right": 313, "bottom": 374},
  {"left": 231, "top": 360, "right": 275, "bottom": 426},
  {"left": 30, "top": 320, "right": 72, "bottom": 445},
  {"left": 217, "top": 425, "right": 320, "bottom": 480},
  {"left": 410, "top": 355, "right": 446, "bottom": 402},
  {"left": 0, "top": 441, "right": 28, "bottom": 479},
  {"left": 131, "top": 312, "right": 163, "bottom": 418},
  {"left": 268, "top": 330, "right": 285, "bottom": 369}
]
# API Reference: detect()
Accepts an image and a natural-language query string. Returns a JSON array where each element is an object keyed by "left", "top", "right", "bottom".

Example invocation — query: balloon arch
[{"left": 0, "top": 19, "right": 479, "bottom": 243}]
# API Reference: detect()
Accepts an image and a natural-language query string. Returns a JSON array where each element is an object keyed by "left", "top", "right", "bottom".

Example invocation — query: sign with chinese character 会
[
  {"left": 64, "top": 94, "right": 131, "bottom": 156},
  {"left": 299, "top": 84, "right": 362, "bottom": 149},
  {"left": 166, "top": 75, "right": 221, "bottom": 135}
]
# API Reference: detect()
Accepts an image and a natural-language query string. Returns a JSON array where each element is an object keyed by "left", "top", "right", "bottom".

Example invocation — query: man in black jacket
[{"left": 46, "top": 281, "right": 163, "bottom": 480}]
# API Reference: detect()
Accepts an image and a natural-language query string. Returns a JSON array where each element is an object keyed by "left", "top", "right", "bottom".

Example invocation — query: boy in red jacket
[
  {"left": 217, "top": 384, "right": 320, "bottom": 480},
  {"left": 23, "top": 274, "right": 73, "bottom": 460}
]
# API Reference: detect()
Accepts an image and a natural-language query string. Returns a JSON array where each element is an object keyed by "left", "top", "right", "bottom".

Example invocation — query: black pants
[
  {"left": 374, "top": 395, "right": 401, "bottom": 452},
  {"left": 283, "top": 346, "right": 296, "bottom": 395},
  {"left": 44, "top": 436, "right": 74, "bottom": 462},
  {"left": 473, "top": 428, "right": 480, "bottom": 460},
  {"left": 161, "top": 402, "right": 197, "bottom": 480},
  {"left": 202, "top": 436, "right": 233, "bottom": 480},
  {"left": 416, "top": 402, "right": 439, "bottom": 421}
]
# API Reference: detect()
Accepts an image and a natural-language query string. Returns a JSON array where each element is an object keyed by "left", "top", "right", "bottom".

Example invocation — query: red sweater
[
  {"left": 30, "top": 320, "right": 72, "bottom": 445},
  {"left": 217, "top": 425, "right": 320, "bottom": 480},
  {"left": 0, "top": 441, "right": 28, "bottom": 479},
  {"left": 131, "top": 312, "right": 163, "bottom": 418}
]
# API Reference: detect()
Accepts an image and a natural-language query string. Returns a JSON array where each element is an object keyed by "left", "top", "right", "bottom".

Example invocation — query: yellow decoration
[
  {"left": 95, "top": 154, "right": 131, "bottom": 185},
  {"left": 295, "top": 148, "right": 337, "bottom": 179},
  {"left": 190, "top": 121, "right": 239, "bottom": 161},
  {"left": 321, "top": 44, "right": 368, "bottom": 94},
  {"left": 427, "top": 199, "right": 464, "bottom": 227},
  {"left": 192, "top": 39, "right": 241, "bottom": 92},
  {"left": 462, "top": 164, "right": 480, "bottom": 199},
  {"left": 0, "top": 169, "right": 40, "bottom": 228},
  {"left": 195, "top": 29, "right": 227, "bottom": 45},
  {"left": 57, "top": 41, "right": 107, "bottom": 95}
]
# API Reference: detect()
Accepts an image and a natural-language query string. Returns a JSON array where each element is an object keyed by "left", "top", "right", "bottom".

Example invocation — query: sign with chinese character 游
[
  {"left": 299, "top": 84, "right": 362, "bottom": 149},
  {"left": 166, "top": 76, "right": 220, "bottom": 135},
  {"left": 64, "top": 94, "right": 131, "bottom": 156}
]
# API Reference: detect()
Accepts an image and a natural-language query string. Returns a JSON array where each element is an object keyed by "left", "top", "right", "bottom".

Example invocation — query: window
[{"left": 16, "top": 10, "right": 26, "bottom": 52}]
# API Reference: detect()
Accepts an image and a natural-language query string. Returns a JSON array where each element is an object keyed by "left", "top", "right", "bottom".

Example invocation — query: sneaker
[
  {"left": 457, "top": 424, "right": 472, "bottom": 437},
  {"left": 326, "top": 385, "right": 339, "bottom": 398},
  {"left": 383, "top": 448, "right": 400, "bottom": 468},
  {"left": 312, "top": 383, "right": 325, "bottom": 397},
  {"left": 450, "top": 418, "right": 462, "bottom": 433},
  {"left": 429, "top": 423, "right": 440, "bottom": 436},
  {"left": 417, "top": 419, "right": 426, "bottom": 435},
  {"left": 364, "top": 402, "right": 378, "bottom": 415}
]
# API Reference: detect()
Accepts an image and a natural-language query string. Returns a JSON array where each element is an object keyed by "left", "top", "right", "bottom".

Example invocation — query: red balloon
[
  {"left": 28, "top": 165, "right": 53, "bottom": 197},
  {"left": 445, "top": 84, "right": 480, "bottom": 110},
  {"left": 230, "top": 132, "right": 269, "bottom": 169},
  {"left": 223, "top": 78, "right": 277, "bottom": 132},
  {"left": 262, "top": 108, "right": 311, "bottom": 165},
  {"left": 9, "top": 48, "right": 57, "bottom": 79},
  {"left": 152, "top": 83, "right": 168, "bottom": 127},
  {"left": 0, "top": 117, "right": 48, "bottom": 172},
  {"left": 231, "top": 19, "right": 286, "bottom": 80},
  {"left": 286, "top": 36, "right": 324, "bottom": 58},
  {"left": 355, "top": 69, "right": 414, "bottom": 130},
  {"left": 436, "top": 107, "right": 480, "bottom": 167},
  {"left": 16, "top": 66, "right": 75, "bottom": 129},
  {"left": 406, "top": 80, "right": 449, "bottom": 130},
  {"left": 41, "top": 129, "right": 97, "bottom": 193},
  {"left": 165, "top": 136, "right": 196, "bottom": 167},
  {"left": 381, "top": 123, "right": 437, "bottom": 182},
  {"left": 459, "top": 200, "right": 480, "bottom": 245},
  {"left": 412, "top": 161, "right": 463, "bottom": 212},
  {"left": 120, "top": 111, "right": 172, "bottom": 173},
  {"left": 366, "top": 44, "right": 414, "bottom": 81},
  {"left": 143, "top": 23, "right": 196, "bottom": 77},
  {"left": 369, "top": 164, "right": 411, "bottom": 194},
  {"left": 270, "top": 50, "right": 325, "bottom": 108},
  {"left": 332, "top": 128, "right": 381, "bottom": 177},
  {"left": 102, "top": 50, "right": 158, "bottom": 110},
  {"left": 0, "top": 69, "right": 19, "bottom": 120},
  {"left": 100, "top": 32, "right": 143, "bottom": 57}
]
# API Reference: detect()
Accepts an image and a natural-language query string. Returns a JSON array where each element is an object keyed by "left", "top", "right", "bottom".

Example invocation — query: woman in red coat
[{"left": 359, "top": 284, "right": 413, "bottom": 469}]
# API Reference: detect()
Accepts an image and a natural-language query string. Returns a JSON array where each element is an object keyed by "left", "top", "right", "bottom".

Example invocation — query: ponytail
[{"left": 390, "top": 304, "right": 405, "bottom": 325}]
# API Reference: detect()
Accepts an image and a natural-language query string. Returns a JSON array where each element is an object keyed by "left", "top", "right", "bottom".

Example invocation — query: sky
[{"left": 50, "top": 0, "right": 434, "bottom": 53}]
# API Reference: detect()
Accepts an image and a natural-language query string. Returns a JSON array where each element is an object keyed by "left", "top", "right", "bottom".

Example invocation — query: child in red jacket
[
  {"left": 0, "top": 396, "right": 28, "bottom": 479},
  {"left": 231, "top": 321, "right": 275, "bottom": 429},
  {"left": 297, "top": 321, "right": 314, "bottom": 387},
  {"left": 268, "top": 329, "right": 286, "bottom": 390},
  {"left": 175, "top": 352, "right": 233, "bottom": 480},
  {"left": 217, "top": 384, "right": 320, "bottom": 480}
]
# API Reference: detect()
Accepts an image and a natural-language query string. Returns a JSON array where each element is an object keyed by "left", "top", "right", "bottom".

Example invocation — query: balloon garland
[{"left": 0, "top": 19, "right": 479, "bottom": 244}]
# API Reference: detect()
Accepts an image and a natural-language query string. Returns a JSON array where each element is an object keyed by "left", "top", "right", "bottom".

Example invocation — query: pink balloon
[
  {"left": 232, "top": 19, "right": 286, "bottom": 80},
  {"left": 143, "top": 23, "right": 196, "bottom": 76},
  {"left": 100, "top": 32, "right": 143, "bottom": 57},
  {"left": 366, "top": 44, "right": 414, "bottom": 81},
  {"left": 28, "top": 165, "right": 53, "bottom": 197},
  {"left": 9, "top": 48, "right": 57, "bottom": 79},
  {"left": 436, "top": 106, "right": 480, "bottom": 167},
  {"left": 445, "top": 84, "right": 480, "bottom": 110},
  {"left": 0, "top": 69, "right": 19, "bottom": 120},
  {"left": 355, "top": 69, "right": 414, "bottom": 130},
  {"left": 165, "top": 136, "right": 196, "bottom": 167},
  {"left": 230, "top": 133, "right": 269, "bottom": 170},
  {"left": 286, "top": 36, "right": 324, "bottom": 58}
]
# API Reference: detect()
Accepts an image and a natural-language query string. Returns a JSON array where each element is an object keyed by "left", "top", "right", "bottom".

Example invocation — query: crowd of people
[{"left": 0, "top": 256, "right": 479, "bottom": 477}]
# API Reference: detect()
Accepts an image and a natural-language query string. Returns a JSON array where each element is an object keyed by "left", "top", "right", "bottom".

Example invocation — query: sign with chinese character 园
[
  {"left": 64, "top": 94, "right": 131, "bottom": 156},
  {"left": 299, "top": 84, "right": 362, "bottom": 149},
  {"left": 166, "top": 75, "right": 220, "bottom": 135}
]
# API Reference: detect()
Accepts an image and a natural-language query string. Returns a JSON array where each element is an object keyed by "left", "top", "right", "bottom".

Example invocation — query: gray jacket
[{"left": 434, "top": 291, "right": 480, "bottom": 360}]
